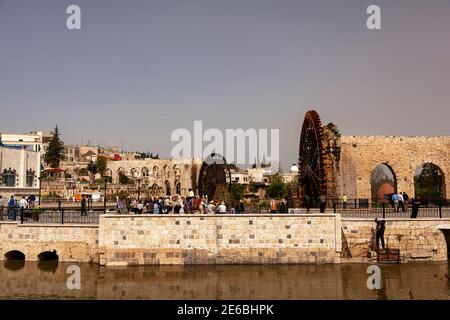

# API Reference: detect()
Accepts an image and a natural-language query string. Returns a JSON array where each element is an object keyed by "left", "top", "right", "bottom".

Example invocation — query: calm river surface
[{"left": 0, "top": 261, "right": 449, "bottom": 299}]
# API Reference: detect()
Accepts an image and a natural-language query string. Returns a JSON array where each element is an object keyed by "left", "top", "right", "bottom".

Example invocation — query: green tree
[
  {"left": 266, "top": 174, "right": 287, "bottom": 199},
  {"left": 230, "top": 183, "right": 246, "bottom": 202},
  {"left": 414, "top": 164, "right": 444, "bottom": 200},
  {"left": 87, "top": 161, "right": 97, "bottom": 176},
  {"left": 96, "top": 156, "right": 108, "bottom": 177},
  {"left": 119, "top": 171, "right": 130, "bottom": 184},
  {"left": 87, "top": 161, "right": 97, "bottom": 183},
  {"left": 44, "top": 125, "right": 64, "bottom": 168}
]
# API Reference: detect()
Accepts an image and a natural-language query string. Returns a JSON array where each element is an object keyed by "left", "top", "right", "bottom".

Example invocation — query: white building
[
  {"left": 0, "top": 131, "right": 52, "bottom": 153},
  {"left": 0, "top": 146, "right": 41, "bottom": 197}
]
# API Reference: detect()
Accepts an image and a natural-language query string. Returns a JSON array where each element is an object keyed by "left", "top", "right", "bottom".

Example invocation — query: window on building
[
  {"left": 2, "top": 169, "right": 16, "bottom": 187},
  {"left": 26, "top": 169, "right": 35, "bottom": 187}
]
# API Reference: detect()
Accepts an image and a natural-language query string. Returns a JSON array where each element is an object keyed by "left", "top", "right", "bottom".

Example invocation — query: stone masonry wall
[
  {"left": 338, "top": 136, "right": 450, "bottom": 199},
  {"left": 98, "top": 214, "right": 342, "bottom": 266},
  {"left": 342, "top": 218, "right": 450, "bottom": 262},
  {"left": 0, "top": 222, "right": 99, "bottom": 263}
]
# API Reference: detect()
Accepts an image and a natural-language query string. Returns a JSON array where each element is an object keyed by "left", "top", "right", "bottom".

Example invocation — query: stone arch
[
  {"left": 165, "top": 180, "right": 171, "bottom": 196},
  {"left": 153, "top": 166, "right": 159, "bottom": 179},
  {"left": 175, "top": 181, "right": 181, "bottom": 195},
  {"left": 370, "top": 163, "right": 397, "bottom": 202},
  {"left": 2, "top": 168, "right": 17, "bottom": 187},
  {"left": 4, "top": 250, "right": 25, "bottom": 260},
  {"left": 150, "top": 183, "right": 160, "bottom": 196},
  {"left": 37, "top": 250, "right": 59, "bottom": 261},
  {"left": 173, "top": 164, "right": 180, "bottom": 177},
  {"left": 130, "top": 168, "right": 138, "bottom": 178},
  {"left": 164, "top": 165, "right": 170, "bottom": 179},
  {"left": 116, "top": 167, "right": 127, "bottom": 184},
  {"left": 141, "top": 167, "right": 150, "bottom": 177},
  {"left": 414, "top": 163, "right": 446, "bottom": 200}
]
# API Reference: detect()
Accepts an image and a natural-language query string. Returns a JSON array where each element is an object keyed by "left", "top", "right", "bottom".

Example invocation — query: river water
[{"left": 0, "top": 261, "right": 449, "bottom": 299}]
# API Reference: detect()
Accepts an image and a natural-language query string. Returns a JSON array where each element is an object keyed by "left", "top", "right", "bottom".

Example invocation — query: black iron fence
[
  {"left": 1, "top": 198, "right": 449, "bottom": 224},
  {"left": 0, "top": 205, "right": 116, "bottom": 224}
]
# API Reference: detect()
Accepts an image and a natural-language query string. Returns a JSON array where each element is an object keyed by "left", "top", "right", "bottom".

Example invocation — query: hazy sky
[{"left": 1, "top": 0, "right": 449, "bottom": 169}]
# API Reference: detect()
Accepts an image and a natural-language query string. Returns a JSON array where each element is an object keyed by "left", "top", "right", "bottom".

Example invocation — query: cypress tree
[{"left": 44, "top": 125, "right": 64, "bottom": 168}]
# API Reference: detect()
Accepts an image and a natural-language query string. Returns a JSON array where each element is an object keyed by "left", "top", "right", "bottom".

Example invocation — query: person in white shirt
[
  {"left": 207, "top": 201, "right": 215, "bottom": 214},
  {"left": 18, "top": 196, "right": 28, "bottom": 209},
  {"left": 137, "top": 201, "right": 144, "bottom": 214},
  {"left": 18, "top": 196, "right": 28, "bottom": 220},
  {"left": 216, "top": 201, "right": 227, "bottom": 213}
]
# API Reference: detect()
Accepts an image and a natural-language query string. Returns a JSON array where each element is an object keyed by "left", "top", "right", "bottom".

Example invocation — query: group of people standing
[
  {"left": 115, "top": 189, "right": 241, "bottom": 215},
  {"left": 0, "top": 194, "right": 36, "bottom": 221},
  {"left": 391, "top": 192, "right": 422, "bottom": 218},
  {"left": 391, "top": 192, "right": 410, "bottom": 212},
  {"left": 270, "top": 198, "right": 288, "bottom": 213}
]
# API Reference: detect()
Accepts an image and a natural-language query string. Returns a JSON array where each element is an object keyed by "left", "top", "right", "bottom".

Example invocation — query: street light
[
  {"left": 38, "top": 169, "right": 45, "bottom": 206},
  {"left": 136, "top": 177, "right": 142, "bottom": 202},
  {"left": 103, "top": 174, "right": 111, "bottom": 214}
]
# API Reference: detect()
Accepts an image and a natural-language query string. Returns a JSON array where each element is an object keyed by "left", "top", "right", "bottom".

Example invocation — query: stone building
[
  {"left": 0, "top": 146, "right": 41, "bottom": 198},
  {"left": 338, "top": 136, "right": 450, "bottom": 200},
  {"left": 298, "top": 110, "right": 450, "bottom": 202},
  {"left": 106, "top": 158, "right": 203, "bottom": 197}
]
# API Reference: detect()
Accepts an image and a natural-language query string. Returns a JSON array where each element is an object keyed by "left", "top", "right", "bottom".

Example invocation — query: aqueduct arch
[{"left": 298, "top": 110, "right": 450, "bottom": 202}]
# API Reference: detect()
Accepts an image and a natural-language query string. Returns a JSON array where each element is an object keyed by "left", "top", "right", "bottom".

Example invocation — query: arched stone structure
[
  {"left": 107, "top": 158, "right": 203, "bottom": 197},
  {"left": 338, "top": 136, "right": 450, "bottom": 200},
  {"left": 141, "top": 167, "right": 149, "bottom": 177},
  {"left": 370, "top": 163, "right": 397, "bottom": 201},
  {"left": 414, "top": 163, "right": 446, "bottom": 199},
  {"left": 4, "top": 250, "right": 25, "bottom": 260}
]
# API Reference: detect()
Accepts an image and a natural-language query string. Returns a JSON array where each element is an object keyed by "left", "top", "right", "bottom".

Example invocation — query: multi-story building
[
  {"left": 63, "top": 144, "right": 80, "bottom": 163},
  {"left": 0, "top": 131, "right": 52, "bottom": 154},
  {"left": 0, "top": 145, "right": 41, "bottom": 198}
]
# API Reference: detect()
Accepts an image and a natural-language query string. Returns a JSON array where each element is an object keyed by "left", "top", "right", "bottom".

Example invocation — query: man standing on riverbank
[{"left": 375, "top": 218, "right": 386, "bottom": 251}]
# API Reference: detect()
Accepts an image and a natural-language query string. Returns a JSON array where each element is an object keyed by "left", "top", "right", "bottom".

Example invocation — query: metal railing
[
  {"left": 1, "top": 198, "right": 449, "bottom": 223},
  {"left": 0, "top": 206, "right": 116, "bottom": 224}
]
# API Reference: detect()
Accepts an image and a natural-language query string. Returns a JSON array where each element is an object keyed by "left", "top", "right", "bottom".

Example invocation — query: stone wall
[
  {"left": 0, "top": 222, "right": 99, "bottom": 263},
  {"left": 342, "top": 218, "right": 450, "bottom": 262},
  {"left": 2, "top": 215, "right": 449, "bottom": 266},
  {"left": 98, "top": 214, "right": 342, "bottom": 266},
  {"left": 338, "top": 136, "right": 450, "bottom": 199},
  {"left": 106, "top": 158, "right": 203, "bottom": 196}
]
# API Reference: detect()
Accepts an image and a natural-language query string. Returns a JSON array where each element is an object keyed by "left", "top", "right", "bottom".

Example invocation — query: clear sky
[{"left": 1, "top": 0, "right": 449, "bottom": 169}]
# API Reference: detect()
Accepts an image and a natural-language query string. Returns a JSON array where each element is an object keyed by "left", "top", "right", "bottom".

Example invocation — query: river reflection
[{"left": 0, "top": 261, "right": 449, "bottom": 299}]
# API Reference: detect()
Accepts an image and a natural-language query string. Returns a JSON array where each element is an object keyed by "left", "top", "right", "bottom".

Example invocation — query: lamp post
[
  {"left": 38, "top": 169, "right": 44, "bottom": 206},
  {"left": 103, "top": 174, "right": 110, "bottom": 214},
  {"left": 136, "top": 177, "right": 142, "bottom": 202}
]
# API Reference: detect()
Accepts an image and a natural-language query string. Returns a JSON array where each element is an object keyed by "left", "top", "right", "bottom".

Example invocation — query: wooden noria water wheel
[
  {"left": 298, "top": 110, "right": 328, "bottom": 204},
  {"left": 197, "top": 153, "right": 231, "bottom": 201}
]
